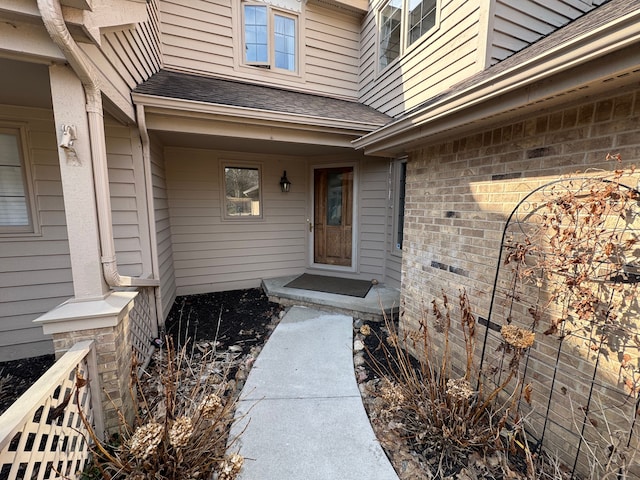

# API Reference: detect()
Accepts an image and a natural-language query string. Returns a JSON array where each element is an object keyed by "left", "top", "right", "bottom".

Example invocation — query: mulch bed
[{"left": 0, "top": 288, "right": 282, "bottom": 417}]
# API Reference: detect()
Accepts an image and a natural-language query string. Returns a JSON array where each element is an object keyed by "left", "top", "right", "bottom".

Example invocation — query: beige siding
[
  {"left": 360, "top": 0, "right": 484, "bottom": 117},
  {"left": 150, "top": 135, "right": 176, "bottom": 319},
  {"left": 489, "top": 0, "right": 607, "bottom": 64},
  {"left": 165, "top": 147, "right": 308, "bottom": 295},
  {"left": 385, "top": 161, "right": 403, "bottom": 288},
  {"left": 159, "top": 0, "right": 361, "bottom": 99},
  {"left": 0, "top": 106, "right": 72, "bottom": 360},
  {"left": 358, "top": 159, "right": 390, "bottom": 282},
  {"left": 105, "top": 119, "right": 145, "bottom": 277},
  {"left": 79, "top": 0, "right": 162, "bottom": 119}
]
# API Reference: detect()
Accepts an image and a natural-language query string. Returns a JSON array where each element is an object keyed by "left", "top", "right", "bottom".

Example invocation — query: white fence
[{"left": 0, "top": 341, "right": 102, "bottom": 480}]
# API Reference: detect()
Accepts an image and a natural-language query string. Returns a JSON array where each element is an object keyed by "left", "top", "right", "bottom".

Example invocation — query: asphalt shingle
[{"left": 133, "top": 70, "right": 391, "bottom": 126}]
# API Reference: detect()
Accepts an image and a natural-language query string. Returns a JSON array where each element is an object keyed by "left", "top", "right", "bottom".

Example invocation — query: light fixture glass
[{"left": 280, "top": 170, "right": 291, "bottom": 192}]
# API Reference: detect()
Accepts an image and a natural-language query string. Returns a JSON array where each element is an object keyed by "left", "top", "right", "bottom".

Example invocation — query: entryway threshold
[{"left": 262, "top": 275, "right": 400, "bottom": 322}]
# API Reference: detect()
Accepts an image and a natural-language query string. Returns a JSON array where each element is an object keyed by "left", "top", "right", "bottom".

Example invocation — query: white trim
[
  {"left": 132, "top": 93, "right": 387, "bottom": 132},
  {"left": 309, "top": 162, "right": 358, "bottom": 273},
  {"left": 238, "top": 1, "right": 302, "bottom": 77}
]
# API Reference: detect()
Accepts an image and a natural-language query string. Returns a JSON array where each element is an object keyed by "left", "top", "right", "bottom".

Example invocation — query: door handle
[{"left": 307, "top": 219, "right": 313, "bottom": 232}]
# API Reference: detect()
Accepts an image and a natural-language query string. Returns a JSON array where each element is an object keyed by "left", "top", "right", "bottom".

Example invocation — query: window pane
[
  {"left": 225, "top": 167, "right": 261, "bottom": 217},
  {"left": 274, "top": 15, "right": 295, "bottom": 71},
  {"left": 0, "top": 132, "right": 29, "bottom": 227},
  {"left": 244, "top": 5, "right": 268, "bottom": 63},
  {"left": 0, "top": 133, "right": 20, "bottom": 166},
  {"left": 407, "top": 0, "right": 437, "bottom": 46},
  {"left": 396, "top": 162, "right": 407, "bottom": 250},
  {"left": 326, "top": 172, "right": 344, "bottom": 226},
  {"left": 379, "top": 0, "right": 402, "bottom": 69}
]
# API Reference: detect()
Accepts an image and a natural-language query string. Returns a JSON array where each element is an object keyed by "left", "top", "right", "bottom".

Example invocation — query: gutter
[
  {"left": 38, "top": 0, "right": 159, "bottom": 289},
  {"left": 131, "top": 92, "right": 390, "bottom": 133},
  {"left": 353, "top": 7, "right": 640, "bottom": 154}
]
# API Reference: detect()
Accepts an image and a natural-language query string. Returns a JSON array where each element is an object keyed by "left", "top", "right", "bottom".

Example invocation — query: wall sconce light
[{"left": 280, "top": 171, "right": 291, "bottom": 193}]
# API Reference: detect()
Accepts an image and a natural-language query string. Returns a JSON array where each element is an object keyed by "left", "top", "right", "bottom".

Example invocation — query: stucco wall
[{"left": 401, "top": 85, "right": 640, "bottom": 474}]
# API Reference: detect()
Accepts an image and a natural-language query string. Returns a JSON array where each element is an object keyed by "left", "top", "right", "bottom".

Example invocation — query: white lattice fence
[
  {"left": 130, "top": 286, "right": 156, "bottom": 372},
  {"left": 0, "top": 341, "right": 102, "bottom": 480}
]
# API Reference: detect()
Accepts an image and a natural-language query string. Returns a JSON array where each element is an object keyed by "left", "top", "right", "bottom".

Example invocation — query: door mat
[{"left": 284, "top": 274, "right": 372, "bottom": 298}]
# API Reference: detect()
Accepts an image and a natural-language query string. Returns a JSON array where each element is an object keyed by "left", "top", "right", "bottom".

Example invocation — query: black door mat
[{"left": 284, "top": 274, "right": 372, "bottom": 298}]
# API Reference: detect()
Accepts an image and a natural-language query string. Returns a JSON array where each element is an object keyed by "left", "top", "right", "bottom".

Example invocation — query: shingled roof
[
  {"left": 402, "top": 0, "right": 629, "bottom": 118},
  {"left": 133, "top": 70, "right": 391, "bottom": 127}
]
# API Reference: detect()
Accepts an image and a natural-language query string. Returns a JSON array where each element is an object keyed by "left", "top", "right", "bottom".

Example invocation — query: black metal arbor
[{"left": 479, "top": 174, "right": 640, "bottom": 477}]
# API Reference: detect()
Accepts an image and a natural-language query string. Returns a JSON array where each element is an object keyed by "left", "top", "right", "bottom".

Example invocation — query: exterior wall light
[{"left": 280, "top": 171, "right": 291, "bottom": 192}]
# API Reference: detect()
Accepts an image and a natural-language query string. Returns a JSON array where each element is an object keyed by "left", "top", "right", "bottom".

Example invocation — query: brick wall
[
  {"left": 401, "top": 86, "right": 640, "bottom": 475},
  {"left": 51, "top": 304, "right": 135, "bottom": 434}
]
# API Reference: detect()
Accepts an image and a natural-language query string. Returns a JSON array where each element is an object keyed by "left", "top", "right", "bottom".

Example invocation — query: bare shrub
[
  {"left": 366, "top": 291, "right": 549, "bottom": 478},
  {"left": 78, "top": 338, "right": 243, "bottom": 480}
]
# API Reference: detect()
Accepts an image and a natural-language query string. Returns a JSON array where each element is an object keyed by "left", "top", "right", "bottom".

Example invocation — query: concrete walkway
[{"left": 229, "top": 306, "right": 399, "bottom": 480}]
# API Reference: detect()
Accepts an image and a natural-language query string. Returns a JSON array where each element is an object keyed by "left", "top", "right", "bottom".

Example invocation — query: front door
[{"left": 313, "top": 166, "right": 353, "bottom": 266}]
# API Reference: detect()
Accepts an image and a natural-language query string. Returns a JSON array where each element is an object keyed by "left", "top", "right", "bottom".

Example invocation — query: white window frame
[
  {"left": 241, "top": 2, "right": 299, "bottom": 74},
  {"left": 377, "top": 0, "right": 439, "bottom": 72},
  {"left": 0, "top": 125, "right": 38, "bottom": 235},
  {"left": 221, "top": 162, "right": 264, "bottom": 221}
]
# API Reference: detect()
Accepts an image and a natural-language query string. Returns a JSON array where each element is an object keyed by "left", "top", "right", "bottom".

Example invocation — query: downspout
[
  {"left": 136, "top": 104, "right": 164, "bottom": 324},
  {"left": 38, "top": 0, "right": 159, "bottom": 289}
]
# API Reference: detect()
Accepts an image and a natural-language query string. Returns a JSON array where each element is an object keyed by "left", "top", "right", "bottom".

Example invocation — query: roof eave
[
  {"left": 132, "top": 92, "right": 388, "bottom": 135},
  {"left": 353, "top": 7, "right": 640, "bottom": 156}
]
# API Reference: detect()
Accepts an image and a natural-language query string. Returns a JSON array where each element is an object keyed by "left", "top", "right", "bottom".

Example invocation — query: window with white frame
[
  {"left": 393, "top": 160, "right": 407, "bottom": 253},
  {"left": 0, "top": 127, "right": 34, "bottom": 233},
  {"left": 379, "top": 0, "right": 438, "bottom": 70},
  {"left": 223, "top": 164, "right": 263, "bottom": 219},
  {"left": 243, "top": 3, "right": 297, "bottom": 72}
]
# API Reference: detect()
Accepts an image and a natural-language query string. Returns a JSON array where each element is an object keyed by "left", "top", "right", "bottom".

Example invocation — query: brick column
[{"left": 34, "top": 292, "right": 138, "bottom": 434}]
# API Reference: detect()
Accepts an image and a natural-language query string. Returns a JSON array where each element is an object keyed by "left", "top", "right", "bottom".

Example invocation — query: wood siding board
[{"left": 104, "top": 32, "right": 145, "bottom": 85}]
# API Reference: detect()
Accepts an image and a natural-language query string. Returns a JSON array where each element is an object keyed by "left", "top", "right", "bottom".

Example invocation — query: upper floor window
[
  {"left": 379, "top": 0, "right": 438, "bottom": 70},
  {"left": 243, "top": 3, "right": 297, "bottom": 72},
  {"left": 0, "top": 127, "right": 34, "bottom": 233}
]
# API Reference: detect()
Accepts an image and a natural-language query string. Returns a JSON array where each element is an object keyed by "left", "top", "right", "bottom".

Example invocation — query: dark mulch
[
  {"left": 162, "top": 288, "right": 283, "bottom": 355},
  {"left": 0, "top": 288, "right": 281, "bottom": 417},
  {"left": 0, "top": 354, "right": 55, "bottom": 414}
]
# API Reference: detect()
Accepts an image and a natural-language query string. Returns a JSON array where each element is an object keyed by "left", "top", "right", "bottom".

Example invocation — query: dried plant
[
  {"left": 503, "top": 154, "right": 640, "bottom": 393},
  {"left": 77, "top": 338, "right": 244, "bottom": 480},
  {"left": 366, "top": 290, "right": 541, "bottom": 478}
]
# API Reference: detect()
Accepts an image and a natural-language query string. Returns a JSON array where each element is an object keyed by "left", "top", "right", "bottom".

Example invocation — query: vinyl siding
[
  {"left": 159, "top": 0, "right": 362, "bottom": 99},
  {"left": 0, "top": 106, "right": 71, "bottom": 360},
  {"left": 360, "top": 0, "right": 484, "bottom": 117},
  {"left": 105, "top": 119, "right": 145, "bottom": 277},
  {"left": 79, "top": 0, "right": 162, "bottom": 119},
  {"left": 489, "top": 0, "right": 607, "bottom": 64},
  {"left": 165, "top": 147, "right": 308, "bottom": 295},
  {"left": 358, "top": 159, "right": 390, "bottom": 282},
  {"left": 150, "top": 135, "right": 176, "bottom": 320}
]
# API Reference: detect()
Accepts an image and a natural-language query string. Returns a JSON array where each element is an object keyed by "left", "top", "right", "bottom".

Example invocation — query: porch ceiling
[
  {"left": 0, "top": 58, "right": 52, "bottom": 109},
  {"left": 151, "top": 129, "right": 357, "bottom": 156}
]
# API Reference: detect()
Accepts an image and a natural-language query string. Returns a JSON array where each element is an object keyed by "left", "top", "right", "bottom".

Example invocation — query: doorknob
[{"left": 307, "top": 218, "right": 313, "bottom": 232}]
